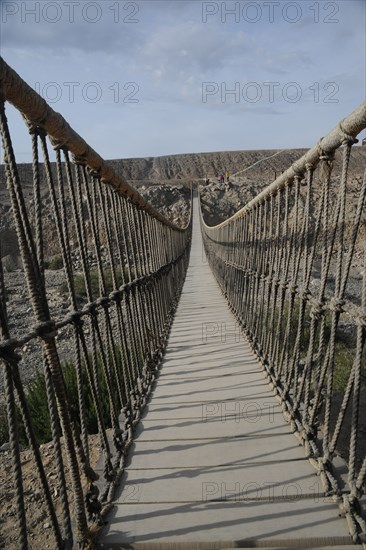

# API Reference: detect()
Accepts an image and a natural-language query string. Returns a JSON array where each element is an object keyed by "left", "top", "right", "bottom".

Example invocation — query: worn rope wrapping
[
  {"left": 200, "top": 100, "right": 366, "bottom": 543},
  {"left": 0, "top": 60, "right": 192, "bottom": 548}
]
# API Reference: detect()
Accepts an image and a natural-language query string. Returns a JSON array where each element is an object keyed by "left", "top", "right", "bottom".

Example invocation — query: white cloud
[{"left": 0, "top": 0, "right": 365, "bottom": 158}]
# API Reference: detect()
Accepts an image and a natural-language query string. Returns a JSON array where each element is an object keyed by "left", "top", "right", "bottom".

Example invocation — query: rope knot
[
  {"left": 320, "top": 454, "right": 331, "bottom": 469},
  {"left": 33, "top": 320, "right": 58, "bottom": 340},
  {"left": 311, "top": 300, "right": 324, "bottom": 320},
  {"left": 68, "top": 310, "right": 84, "bottom": 327},
  {"left": 298, "top": 286, "right": 310, "bottom": 302},
  {"left": 302, "top": 420, "right": 316, "bottom": 439},
  {"left": 319, "top": 152, "right": 335, "bottom": 161},
  {"left": 19, "top": 104, "right": 47, "bottom": 129},
  {"left": 317, "top": 137, "right": 335, "bottom": 161},
  {"left": 72, "top": 153, "right": 87, "bottom": 166},
  {"left": 305, "top": 161, "right": 315, "bottom": 172},
  {"left": 277, "top": 279, "right": 286, "bottom": 291},
  {"left": 338, "top": 121, "right": 359, "bottom": 146},
  {"left": 113, "top": 428, "right": 125, "bottom": 451},
  {"left": 123, "top": 281, "right": 133, "bottom": 295},
  {"left": 95, "top": 297, "right": 110, "bottom": 309},
  {"left": 292, "top": 162, "right": 304, "bottom": 179},
  {"left": 83, "top": 302, "right": 98, "bottom": 316},
  {"left": 85, "top": 482, "right": 102, "bottom": 522},
  {"left": 329, "top": 297, "right": 345, "bottom": 314},
  {"left": 86, "top": 166, "right": 101, "bottom": 179},
  {"left": 50, "top": 136, "right": 68, "bottom": 151},
  {"left": 287, "top": 282, "right": 298, "bottom": 296},
  {"left": 109, "top": 290, "right": 122, "bottom": 303},
  {"left": 23, "top": 116, "right": 46, "bottom": 137},
  {"left": 272, "top": 276, "right": 281, "bottom": 288}
]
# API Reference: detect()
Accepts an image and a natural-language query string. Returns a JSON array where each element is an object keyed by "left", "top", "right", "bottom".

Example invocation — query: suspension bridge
[{"left": 0, "top": 57, "right": 366, "bottom": 549}]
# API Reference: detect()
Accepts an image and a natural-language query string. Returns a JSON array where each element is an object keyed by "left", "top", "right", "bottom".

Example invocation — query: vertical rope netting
[
  {"left": 28, "top": 124, "right": 45, "bottom": 283},
  {"left": 4, "top": 270, "right": 63, "bottom": 550},
  {"left": 1, "top": 101, "right": 88, "bottom": 546},
  {"left": 0, "top": 241, "right": 28, "bottom": 549},
  {"left": 0, "top": 77, "right": 192, "bottom": 547},
  {"left": 200, "top": 112, "right": 366, "bottom": 541}
]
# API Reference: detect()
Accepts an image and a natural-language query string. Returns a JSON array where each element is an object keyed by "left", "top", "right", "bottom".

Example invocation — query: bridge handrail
[
  {"left": 0, "top": 56, "right": 189, "bottom": 232},
  {"left": 201, "top": 100, "right": 366, "bottom": 229},
  {"left": 0, "top": 58, "right": 192, "bottom": 549},
  {"left": 200, "top": 102, "right": 366, "bottom": 544}
]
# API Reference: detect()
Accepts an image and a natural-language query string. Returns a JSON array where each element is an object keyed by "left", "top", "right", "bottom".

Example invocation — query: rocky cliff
[{"left": 1, "top": 146, "right": 366, "bottom": 267}]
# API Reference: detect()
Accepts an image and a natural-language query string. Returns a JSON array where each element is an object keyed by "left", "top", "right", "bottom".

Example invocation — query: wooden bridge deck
[{"left": 98, "top": 201, "right": 357, "bottom": 549}]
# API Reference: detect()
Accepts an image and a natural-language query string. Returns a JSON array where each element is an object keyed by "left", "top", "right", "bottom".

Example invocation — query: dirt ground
[{"left": 0, "top": 433, "right": 103, "bottom": 549}]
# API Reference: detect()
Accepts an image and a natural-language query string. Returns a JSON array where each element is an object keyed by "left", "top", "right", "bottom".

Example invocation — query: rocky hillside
[
  {"left": 1, "top": 146, "right": 366, "bottom": 268},
  {"left": 107, "top": 146, "right": 366, "bottom": 186}
]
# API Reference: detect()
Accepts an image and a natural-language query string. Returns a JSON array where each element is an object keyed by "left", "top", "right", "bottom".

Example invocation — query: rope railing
[
  {"left": 0, "top": 57, "right": 192, "bottom": 549},
  {"left": 200, "top": 101, "right": 366, "bottom": 543}
]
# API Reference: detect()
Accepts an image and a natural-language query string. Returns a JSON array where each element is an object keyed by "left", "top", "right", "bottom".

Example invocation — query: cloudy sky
[{"left": 1, "top": 0, "right": 365, "bottom": 160}]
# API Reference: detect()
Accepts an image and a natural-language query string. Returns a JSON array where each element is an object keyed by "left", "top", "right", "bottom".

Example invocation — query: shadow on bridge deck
[{"left": 97, "top": 200, "right": 357, "bottom": 550}]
